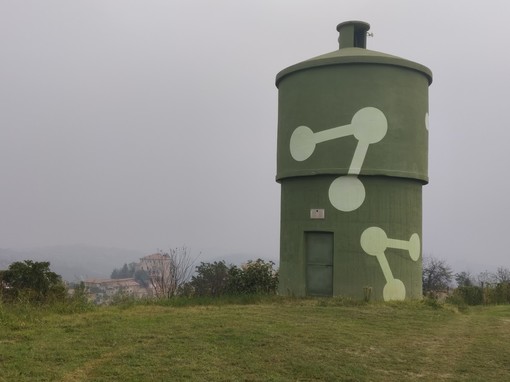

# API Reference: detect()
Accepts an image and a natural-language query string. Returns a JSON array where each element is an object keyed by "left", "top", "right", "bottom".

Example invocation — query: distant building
[
  {"left": 82, "top": 252, "right": 181, "bottom": 303},
  {"left": 137, "top": 253, "right": 171, "bottom": 277},
  {"left": 137, "top": 252, "right": 176, "bottom": 297},
  {"left": 83, "top": 278, "right": 147, "bottom": 304}
]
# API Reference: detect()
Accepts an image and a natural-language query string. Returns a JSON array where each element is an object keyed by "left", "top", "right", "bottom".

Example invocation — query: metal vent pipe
[{"left": 337, "top": 20, "right": 370, "bottom": 49}]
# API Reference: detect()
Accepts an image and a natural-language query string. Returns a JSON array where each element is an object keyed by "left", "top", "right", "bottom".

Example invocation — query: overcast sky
[{"left": 1, "top": 1, "right": 509, "bottom": 272}]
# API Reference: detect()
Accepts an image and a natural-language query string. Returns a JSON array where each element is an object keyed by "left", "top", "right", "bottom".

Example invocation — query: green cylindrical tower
[{"left": 276, "top": 21, "right": 432, "bottom": 301}]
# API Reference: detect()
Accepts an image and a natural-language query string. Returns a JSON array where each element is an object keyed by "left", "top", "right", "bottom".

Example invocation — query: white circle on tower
[
  {"left": 290, "top": 125, "right": 316, "bottom": 161},
  {"left": 383, "top": 279, "right": 406, "bottom": 301},
  {"left": 408, "top": 233, "right": 421, "bottom": 261},
  {"left": 352, "top": 107, "right": 388, "bottom": 144},
  {"left": 360, "top": 226, "right": 388, "bottom": 256},
  {"left": 328, "top": 175, "right": 365, "bottom": 212}
]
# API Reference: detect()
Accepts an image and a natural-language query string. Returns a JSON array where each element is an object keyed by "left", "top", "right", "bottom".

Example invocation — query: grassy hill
[{"left": 1, "top": 297, "right": 509, "bottom": 381}]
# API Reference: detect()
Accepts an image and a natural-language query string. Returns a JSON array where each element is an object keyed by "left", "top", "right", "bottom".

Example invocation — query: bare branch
[{"left": 139, "top": 247, "right": 197, "bottom": 298}]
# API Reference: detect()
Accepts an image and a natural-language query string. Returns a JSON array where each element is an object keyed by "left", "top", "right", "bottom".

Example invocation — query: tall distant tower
[{"left": 275, "top": 21, "right": 432, "bottom": 301}]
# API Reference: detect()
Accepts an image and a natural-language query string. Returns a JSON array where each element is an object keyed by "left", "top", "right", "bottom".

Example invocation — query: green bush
[
  {"left": 477, "top": 283, "right": 510, "bottom": 305},
  {"left": 450, "top": 284, "right": 510, "bottom": 306},
  {"left": 454, "top": 286, "right": 484, "bottom": 305},
  {"left": 227, "top": 259, "right": 278, "bottom": 295},
  {"left": 188, "top": 261, "right": 230, "bottom": 297},
  {"left": 422, "top": 296, "right": 443, "bottom": 309},
  {"left": 444, "top": 294, "right": 469, "bottom": 312},
  {"left": 1, "top": 260, "right": 66, "bottom": 304},
  {"left": 185, "top": 259, "right": 279, "bottom": 297},
  {"left": 492, "top": 283, "right": 510, "bottom": 304}
]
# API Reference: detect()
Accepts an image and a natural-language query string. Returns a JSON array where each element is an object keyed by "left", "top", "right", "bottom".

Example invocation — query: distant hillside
[
  {"left": 0, "top": 245, "right": 146, "bottom": 282},
  {"left": 0, "top": 246, "right": 279, "bottom": 283}
]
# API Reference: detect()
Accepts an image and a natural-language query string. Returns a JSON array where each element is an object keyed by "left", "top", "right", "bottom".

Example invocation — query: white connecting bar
[
  {"left": 313, "top": 124, "right": 355, "bottom": 144},
  {"left": 360, "top": 227, "right": 421, "bottom": 301},
  {"left": 374, "top": 252, "right": 395, "bottom": 284},
  {"left": 289, "top": 107, "right": 387, "bottom": 171},
  {"left": 348, "top": 142, "right": 369, "bottom": 175},
  {"left": 360, "top": 227, "right": 421, "bottom": 284},
  {"left": 312, "top": 124, "right": 369, "bottom": 175}
]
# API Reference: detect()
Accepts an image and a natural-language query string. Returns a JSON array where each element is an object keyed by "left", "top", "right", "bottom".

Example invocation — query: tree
[
  {"left": 227, "top": 259, "right": 279, "bottom": 295},
  {"left": 185, "top": 259, "right": 279, "bottom": 297},
  {"left": 494, "top": 267, "right": 510, "bottom": 283},
  {"left": 111, "top": 262, "right": 137, "bottom": 279},
  {"left": 134, "top": 269, "right": 150, "bottom": 288},
  {"left": 477, "top": 270, "right": 497, "bottom": 286},
  {"left": 0, "top": 260, "right": 66, "bottom": 303},
  {"left": 140, "top": 247, "right": 196, "bottom": 298},
  {"left": 422, "top": 256, "right": 453, "bottom": 294},
  {"left": 474, "top": 268, "right": 510, "bottom": 305},
  {"left": 189, "top": 261, "right": 230, "bottom": 297},
  {"left": 455, "top": 271, "right": 474, "bottom": 287}
]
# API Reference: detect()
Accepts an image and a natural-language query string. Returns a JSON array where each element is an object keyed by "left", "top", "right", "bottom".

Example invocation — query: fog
[{"left": 1, "top": 1, "right": 509, "bottom": 274}]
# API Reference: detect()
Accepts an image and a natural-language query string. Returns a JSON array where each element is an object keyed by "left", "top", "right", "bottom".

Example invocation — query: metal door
[{"left": 306, "top": 232, "right": 333, "bottom": 296}]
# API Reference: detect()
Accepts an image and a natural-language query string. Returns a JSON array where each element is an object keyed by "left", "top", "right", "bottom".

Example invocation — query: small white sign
[{"left": 310, "top": 208, "right": 325, "bottom": 219}]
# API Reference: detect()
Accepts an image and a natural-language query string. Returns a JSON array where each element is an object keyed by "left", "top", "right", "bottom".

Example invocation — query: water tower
[{"left": 275, "top": 21, "right": 432, "bottom": 301}]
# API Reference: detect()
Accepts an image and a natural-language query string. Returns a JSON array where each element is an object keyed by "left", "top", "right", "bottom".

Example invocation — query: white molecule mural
[
  {"left": 360, "top": 227, "right": 420, "bottom": 301},
  {"left": 289, "top": 107, "right": 423, "bottom": 301},
  {"left": 289, "top": 107, "right": 387, "bottom": 212}
]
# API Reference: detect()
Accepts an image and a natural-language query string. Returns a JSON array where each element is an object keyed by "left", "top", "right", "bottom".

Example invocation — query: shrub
[
  {"left": 451, "top": 283, "right": 510, "bottom": 306},
  {"left": 188, "top": 261, "right": 230, "bottom": 297},
  {"left": 445, "top": 294, "right": 469, "bottom": 313},
  {"left": 422, "top": 296, "right": 443, "bottom": 309},
  {"left": 453, "top": 286, "right": 484, "bottom": 305},
  {"left": 227, "top": 259, "right": 278, "bottom": 295},
  {"left": 186, "top": 259, "right": 279, "bottom": 297},
  {"left": 1, "top": 260, "right": 66, "bottom": 304},
  {"left": 493, "top": 283, "right": 510, "bottom": 304}
]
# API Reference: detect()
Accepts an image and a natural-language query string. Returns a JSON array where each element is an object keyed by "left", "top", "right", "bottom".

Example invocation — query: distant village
[{"left": 82, "top": 253, "right": 171, "bottom": 304}]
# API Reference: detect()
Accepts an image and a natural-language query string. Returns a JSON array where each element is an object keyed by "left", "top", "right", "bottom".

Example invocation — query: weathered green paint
[
  {"left": 279, "top": 176, "right": 423, "bottom": 300},
  {"left": 276, "top": 21, "right": 432, "bottom": 301},
  {"left": 276, "top": 64, "right": 430, "bottom": 183},
  {"left": 306, "top": 232, "right": 334, "bottom": 296}
]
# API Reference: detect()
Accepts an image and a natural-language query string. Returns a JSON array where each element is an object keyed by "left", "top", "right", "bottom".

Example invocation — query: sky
[{"left": 1, "top": 1, "right": 509, "bottom": 273}]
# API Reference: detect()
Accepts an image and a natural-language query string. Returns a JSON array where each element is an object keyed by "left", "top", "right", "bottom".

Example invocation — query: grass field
[{"left": 1, "top": 297, "right": 509, "bottom": 381}]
